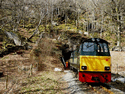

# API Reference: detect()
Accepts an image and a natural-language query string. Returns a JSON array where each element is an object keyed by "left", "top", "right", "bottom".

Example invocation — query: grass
[
  {"left": 17, "top": 71, "right": 67, "bottom": 94},
  {"left": 1, "top": 56, "right": 9, "bottom": 60}
]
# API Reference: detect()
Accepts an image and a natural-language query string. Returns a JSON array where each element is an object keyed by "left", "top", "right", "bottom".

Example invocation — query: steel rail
[
  {"left": 100, "top": 85, "right": 114, "bottom": 94},
  {"left": 88, "top": 84, "right": 114, "bottom": 94}
]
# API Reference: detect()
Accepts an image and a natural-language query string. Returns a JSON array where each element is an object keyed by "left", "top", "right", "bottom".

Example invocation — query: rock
[
  {"left": 84, "top": 32, "right": 88, "bottom": 36},
  {"left": 54, "top": 68, "right": 62, "bottom": 71},
  {"left": 27, "top": 45, "right": 33, "bottom": 49},
  {"left": 52, "top": 39, "right": 57, "bottom": 42},
  {"left": 4, "top": 31, "right": 21, "bottom": 46},
  {"left": 116, "top": 78, "right": 125, "bottom": 83},
  {"left": 122, "top": 47, "right": 125, "bottom": 51},
  {"left": 112, "top": 46, "right": 125, "bottom": 51},
  {"left": 78, "top": 30, "right": 83, "bottom": 35},
  {"left": 112, "top": 46, "right": 122, "bottom": 51},
  {"left": 118, "top": 71, "right": 125, "bottom": 76},
  {"left": 112, "top": 77, "right": 125, "bottom": 83},
  {"left": 52, "top": 21, "right": 59, "bottom": 26}
]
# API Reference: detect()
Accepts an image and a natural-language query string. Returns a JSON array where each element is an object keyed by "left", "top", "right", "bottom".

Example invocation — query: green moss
[
  {"left": 39, "top": 25, "right": 45, "bottom": 31},
  {"left": 105, "top": 35, "right": 111, "bottom": 40},
  {"left": 1, "top": 56, "right": 9, "bottom": 60},
  {"left": 90, "top": 33, "right": 100, "bottom": 38},
  {"left": 54, "top": 24, "right": 77, "bottom": 32},
  {"left": 78, "top": 23, "right": 84, "bottom": 30}
]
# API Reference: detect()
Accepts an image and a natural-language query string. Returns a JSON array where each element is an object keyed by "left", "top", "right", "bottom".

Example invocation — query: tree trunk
[
  {"left": 117, "top": 25, "right": 121, "bottom": 47},
  {"left": 0, "top": 0, "right": 3, "bottom": 8},
  {"left": 51, "top": 0, "right": 53, "bottom": 30},
  {"left": 116, "top": 5, "right": 121, "bottom": 47},
  {"left": 29, "top": 13, "right": 44, "bottom": 40},
  {"left": 100, "top": 10, "right": 104, "bottom": 38}
]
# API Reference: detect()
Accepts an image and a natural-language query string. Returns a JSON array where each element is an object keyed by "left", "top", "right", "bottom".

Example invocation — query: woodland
[
  {"left": 0, "top": 0, "right": 125, "bottom": 51},
  {"left": 0, "top": 0, "right": 125, "bottom": 93}
]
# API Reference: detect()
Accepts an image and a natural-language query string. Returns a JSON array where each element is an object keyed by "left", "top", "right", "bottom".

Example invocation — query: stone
[
  {"left": 5, "top": 31, "right": 21, "bottom": 46},
  {"left": 52, "top": 21, "right": 59, "bottom": 26}
]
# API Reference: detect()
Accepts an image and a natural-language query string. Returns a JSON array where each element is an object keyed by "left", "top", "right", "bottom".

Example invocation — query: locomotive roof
[{"left": 83, "top": 38, "right": 109, "bottom": 44}]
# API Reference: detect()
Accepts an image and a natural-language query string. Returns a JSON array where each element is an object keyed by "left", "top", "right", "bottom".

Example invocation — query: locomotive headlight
[
  {"left": 105, "top": 66, "right": 110, "bottom": 70},
  {"left": 81, "top": 66, "right": 87, "bottom": 70}
]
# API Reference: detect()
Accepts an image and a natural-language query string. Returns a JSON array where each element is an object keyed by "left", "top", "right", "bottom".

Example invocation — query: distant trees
[
  {"left": 81, "top": 0, "right": 125, "bottom": 48},
  {"left": 104, "top": 0, "right": 125, "bottom": 47},
  {"left": 0, "top": 0, "right": 125, "bottom": 48},
  {"left": 0, "top": 0, "right": 85, "bottom": 32}
]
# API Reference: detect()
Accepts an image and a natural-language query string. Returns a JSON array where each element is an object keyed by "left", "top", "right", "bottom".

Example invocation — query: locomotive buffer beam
[
  {"left": 101, "top": 73, "right": 108, "bottom": 82},
  {"left": 92, "top": 77, "right": 100, "bottom": 81}
]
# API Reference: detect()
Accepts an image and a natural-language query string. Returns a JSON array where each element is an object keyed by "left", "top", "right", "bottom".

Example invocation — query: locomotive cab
[{"left": 80, "top": 38, "right": 110, "bottom": 56}]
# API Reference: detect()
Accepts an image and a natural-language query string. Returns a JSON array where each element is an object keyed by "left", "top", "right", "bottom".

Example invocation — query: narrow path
[{"left": 62, "top": 70, "right": 86, "bottom": 94}]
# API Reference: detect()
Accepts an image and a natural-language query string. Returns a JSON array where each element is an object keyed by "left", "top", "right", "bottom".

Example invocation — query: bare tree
[
  {"left": 0, "top": 0, "right": 3, "bottom": 8},
  {"left": 103, "top": 0, "right": 125, "bottom": 48},
  {"left": 85, "top": 0, "right": 125, "bottom": 47}
]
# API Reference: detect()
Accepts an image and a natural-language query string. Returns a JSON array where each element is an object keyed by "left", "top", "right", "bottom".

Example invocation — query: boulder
[
  {"left": 52, "top": 21, "right": 59, "bottom": 26},
  {"left": 122, "top": 47, "right": 125, "bottom": 51},
  {"left": 4, "top": 31, "right": 21, "bottom": 46},
  {"left": 112, "top": 46, "right": 122, "bottom": 51}
]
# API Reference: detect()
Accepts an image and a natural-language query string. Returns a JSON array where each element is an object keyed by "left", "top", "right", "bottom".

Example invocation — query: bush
[
  {"left": 33, "top": 48, "right": 41, "bottom": 57},
  {"left": 30, "top": 38, "right": 58, "bottom": 71}
]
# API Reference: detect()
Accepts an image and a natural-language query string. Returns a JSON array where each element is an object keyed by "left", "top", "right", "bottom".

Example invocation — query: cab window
[
  {"left": 103, "top": 43, "right": 108, "bottom": 52},
  {"left": 97, "top": 43, "right": 108, "bottom": 52},
  {"left": 97, "top": 43, "right": 103, "bottom": 52},
  {"left": 83, "top": 42, "right": 94, "bottom": 52}
]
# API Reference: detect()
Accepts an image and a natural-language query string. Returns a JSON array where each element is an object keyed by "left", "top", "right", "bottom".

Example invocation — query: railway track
[
  {"left": 87, "top": 83, "right": 114, "bottom": 94},
  {"left": 100, "top": 85, "right": 114, "bottom": 94},
  {"left": 64, "top": 70, "right": 125, "bottom": 94}
]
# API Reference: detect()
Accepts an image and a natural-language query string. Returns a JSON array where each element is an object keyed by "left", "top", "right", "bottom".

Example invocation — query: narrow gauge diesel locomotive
[{"left": 69, "top": 38, "right": 111, "bottom": 83}]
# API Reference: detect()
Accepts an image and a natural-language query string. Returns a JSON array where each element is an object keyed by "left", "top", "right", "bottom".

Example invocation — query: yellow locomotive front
[
  {"left": 79, "top": 38, "right": 111, "bottom": 83},
  {"left": 80, "top": 56, "right": 111, "bottom": 72},
  {"left": 79, "top": 56, "right": 111, "bottom": 83}
]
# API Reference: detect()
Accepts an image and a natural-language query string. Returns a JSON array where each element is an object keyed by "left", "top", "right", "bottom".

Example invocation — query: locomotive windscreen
[
  {"left": 83, "top": 42, "right": 94, "bottom": 52},
  {"left": 81, "top": 41, "right": 110, "bottom": 56}
]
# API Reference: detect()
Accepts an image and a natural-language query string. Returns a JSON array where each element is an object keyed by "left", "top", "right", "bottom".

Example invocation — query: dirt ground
[
  {"left": 110, "top": 51, "right": 125, "bottom": 76},
  {"left": 0, "top": 50, "right": 125, "bottom": 93},
  {"left": 0, "top": 48, "right": 69, "bottom": 94}
]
